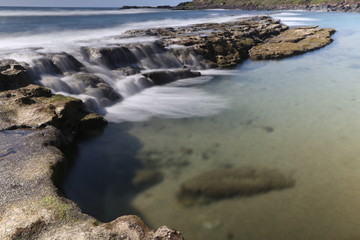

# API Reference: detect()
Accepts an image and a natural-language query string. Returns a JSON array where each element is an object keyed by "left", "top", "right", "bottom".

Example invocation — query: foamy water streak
[
  {"left": 272, "top": 13, "right": 319, "bottom": 26},
  {"left": 105, "top": 86, "right": 228, "bottom": 122}
]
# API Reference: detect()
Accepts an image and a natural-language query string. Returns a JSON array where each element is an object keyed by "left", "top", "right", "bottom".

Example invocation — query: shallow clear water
[
  {"left": 6, "top": 6, "right": 360, "bottom": 240},
  {"left": 61, "top": 10, "right": 360, "bottom": 240}
]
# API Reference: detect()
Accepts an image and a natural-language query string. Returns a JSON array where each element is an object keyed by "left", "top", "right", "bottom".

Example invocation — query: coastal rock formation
[
  {"left": 178, "top": 167, "right": 295, "bottom": 206},
  {"left": 125, "top": 16, "right": 288, "bottom": 68},
  {"left": 125, "top": 16, "right": 335, "bottom": 68},
  {"left": 249, "top": 26, "right": 336, "bottom": 60}
]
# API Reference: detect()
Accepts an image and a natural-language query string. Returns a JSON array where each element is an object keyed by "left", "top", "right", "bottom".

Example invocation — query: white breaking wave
[
  {"left": 105, "top": 86, "right": 228, "bottom": 122},
  {"left": 271, "top": 14, "right": 319, "bottom": 26}
]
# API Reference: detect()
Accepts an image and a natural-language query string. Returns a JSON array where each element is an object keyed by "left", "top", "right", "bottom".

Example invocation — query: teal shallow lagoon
[{"left": 54, "top": 10, "right": 360, "bottom": 240}]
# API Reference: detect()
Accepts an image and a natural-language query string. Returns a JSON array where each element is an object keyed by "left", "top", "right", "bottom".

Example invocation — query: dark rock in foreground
[{"left": 178, "top": 167, "right": 295, "bottom": 206}]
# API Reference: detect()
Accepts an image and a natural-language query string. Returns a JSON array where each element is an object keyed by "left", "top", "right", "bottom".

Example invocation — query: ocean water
[{"left": 4, "top": 6, "right": 360, "bottom": 240}]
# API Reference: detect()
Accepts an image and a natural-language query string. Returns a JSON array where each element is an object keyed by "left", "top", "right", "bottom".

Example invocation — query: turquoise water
[{"left": 7, "top": 7, "right": 360, "bottom": 240}]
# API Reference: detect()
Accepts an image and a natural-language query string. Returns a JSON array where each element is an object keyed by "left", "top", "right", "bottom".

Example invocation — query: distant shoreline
[{"left": 173, "top": 1, "right": 360, "bottom": 12}]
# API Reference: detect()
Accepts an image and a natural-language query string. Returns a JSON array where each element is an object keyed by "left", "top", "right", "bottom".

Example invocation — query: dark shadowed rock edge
[{"left": 0, "top": 17, "right": 335, "bottom": 240}]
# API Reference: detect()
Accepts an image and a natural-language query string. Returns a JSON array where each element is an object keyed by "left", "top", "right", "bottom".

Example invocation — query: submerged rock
[
  {"left": 178, "top": 167, "right": 295, "bottom": 205},
  {"left": 132, "top": 169, "right": 164, "bottom": 189},
  {"left": 249, "top": 26, "right": 336, "bottom": 60}
]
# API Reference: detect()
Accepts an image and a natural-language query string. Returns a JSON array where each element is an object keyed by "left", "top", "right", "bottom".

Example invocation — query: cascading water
[{"left": 15, "top": 38, "right": 226, "bottom": 119}]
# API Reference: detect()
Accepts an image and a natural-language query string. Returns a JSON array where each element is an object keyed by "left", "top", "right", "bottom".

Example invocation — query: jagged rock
[
  {"left": 142, "top": 69, "right": 201, "bottom": 85},
  {"left": 249, "top": 26, "right": 336, "bottom": 60},
  {"left": 0, "top": 84, "right": 106, "bottom": 134},
  {"left": 178, "top": 167, "right": 295, "bottom": 206},
  {"left": 0, "top": 60, "right": 31, "bottom": 91}
]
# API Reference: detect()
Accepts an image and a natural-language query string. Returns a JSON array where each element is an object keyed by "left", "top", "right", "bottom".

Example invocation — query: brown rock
[
  {"left": 0, "top": 84, "right": 106, "bottom": 135},
  {"left": 249, "top": 26, "right": 336, "bottom": 60}
]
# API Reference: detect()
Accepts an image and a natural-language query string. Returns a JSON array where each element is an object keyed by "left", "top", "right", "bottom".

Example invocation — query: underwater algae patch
[{"left": 178, "top": 167, "right": 295, "bottom": 205}]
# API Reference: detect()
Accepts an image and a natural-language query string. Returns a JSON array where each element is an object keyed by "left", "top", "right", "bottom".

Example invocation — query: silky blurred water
[{"left": 31, "top": 8, "right": 360, "bottom": 240}]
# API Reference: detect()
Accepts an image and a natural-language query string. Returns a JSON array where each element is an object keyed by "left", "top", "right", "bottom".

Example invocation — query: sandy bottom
[{"left": 126, "top": 49, "right": 360, "bottom": 240}]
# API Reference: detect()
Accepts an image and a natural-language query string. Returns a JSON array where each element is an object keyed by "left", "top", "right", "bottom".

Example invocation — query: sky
[{"left": 0, "top": 0, "right": 186, "bottom": 8}]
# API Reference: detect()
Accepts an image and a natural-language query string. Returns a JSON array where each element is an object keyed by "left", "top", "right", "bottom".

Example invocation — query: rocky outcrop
[
  {"left": 249, "top": 26, "right": 336, "bottom": 60},
  {"left": 125, "top": 16, "right": 335, "bottom": 68}
]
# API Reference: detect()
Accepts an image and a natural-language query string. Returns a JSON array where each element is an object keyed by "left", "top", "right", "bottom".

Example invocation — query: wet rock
[
  {"left": 249, "top": 26, "right": 336, "bottom": 60},
  {"left": 81, "top": 46, "right": 138, "bottom": 70},
  {"left": 142, "top": 69, "right": 201, "bottom": 85},
  {"left": 71, "top": 73, "right": 122, "bottom": 105},
  {"left": 0, "top": 60, "right": 31, "bottom": 91},
  {"left": 132, "top": 169, "right": 164, "bottom": 189},
  {"left": 178, "top": 167, "right": 295, "bottom": 205},
  {"left": 30, "top": 52, "right": 84, "bottom": 77}
]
